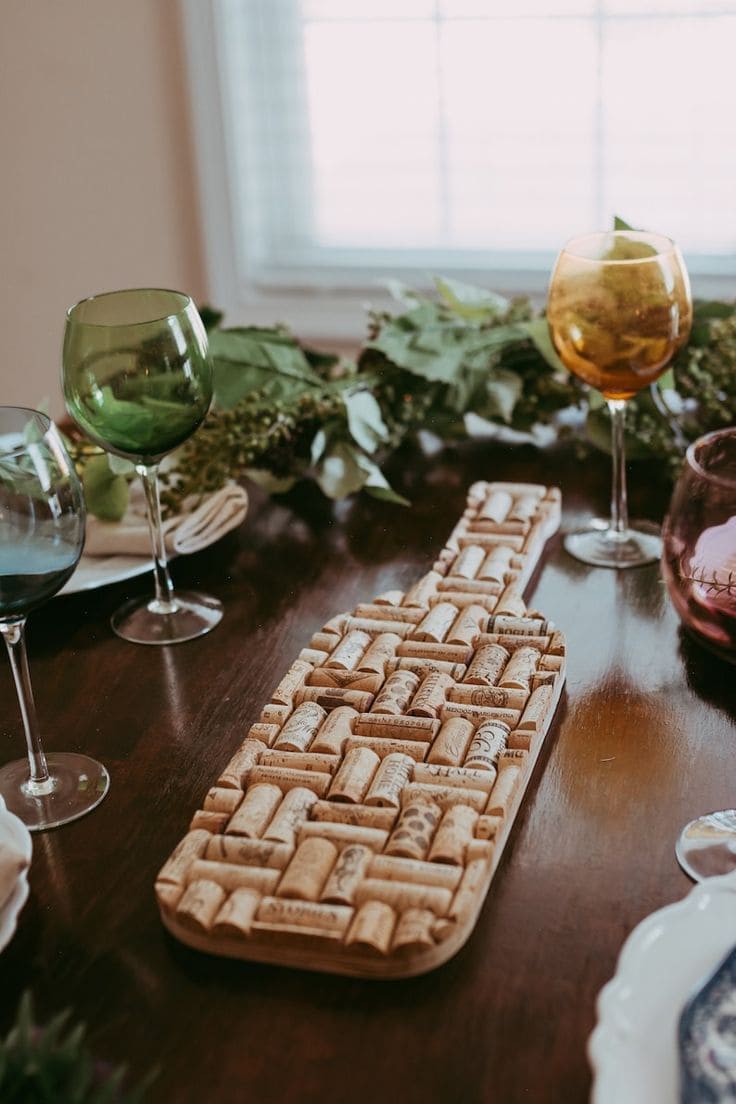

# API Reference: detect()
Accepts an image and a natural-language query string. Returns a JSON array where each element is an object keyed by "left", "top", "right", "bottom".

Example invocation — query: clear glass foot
[
  {"left": 0, "top": 752, "right": 110, "bottom": 831},
  {"left": 676, "top": 810, "right": 736, "bottom": 881},
  {"left": 111, "top": 590, "right": 223, "bottom": 645},
  {"left": 564, "top": 520, "right": 661, "bottom": 569}
]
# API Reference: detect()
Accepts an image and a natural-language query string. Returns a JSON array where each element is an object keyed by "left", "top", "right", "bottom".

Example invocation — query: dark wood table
[{"left": 2, "top": 437, "right": 734, "bottom": 1103}]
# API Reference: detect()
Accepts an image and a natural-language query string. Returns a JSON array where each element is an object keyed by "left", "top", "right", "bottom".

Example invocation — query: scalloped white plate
[
  {"left": 589, "top": 871, "right": 736, "bottom": 1103},
  {"left": 0, "top": 797, "right": 32, "bottom": 953}
]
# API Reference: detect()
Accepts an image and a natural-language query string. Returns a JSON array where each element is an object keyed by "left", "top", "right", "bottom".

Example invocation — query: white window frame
[{"left": 181, "top": 0, "right": 736, "bottom": 340}]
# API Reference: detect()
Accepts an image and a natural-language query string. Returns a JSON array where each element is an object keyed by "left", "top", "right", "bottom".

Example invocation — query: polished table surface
[{"left": 2, "top": 437, "right": 734, "bottom": 1104}]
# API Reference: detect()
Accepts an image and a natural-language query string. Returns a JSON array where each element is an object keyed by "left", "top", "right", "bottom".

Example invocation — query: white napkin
[
  {"left": 83, "top": 482, "right": 249, "bottom": 558},
  {"left": 0, "top": 840, "right": 28, "bottom": 913}
]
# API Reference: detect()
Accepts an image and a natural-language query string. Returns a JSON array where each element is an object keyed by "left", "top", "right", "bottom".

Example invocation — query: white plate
[
  {"left": 59, "top": 553, "right": 153, "bottom": 596},
  {"left": 0, "top": 797, "right": 32, "bottom": 953},
  {"left": 589, "top": 871, "right": 736, "bottom": 1103}
]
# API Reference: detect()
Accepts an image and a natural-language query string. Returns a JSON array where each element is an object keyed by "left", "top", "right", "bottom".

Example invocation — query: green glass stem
[{"left": 136, "top": 463, "right": 177, "bottom": 614}]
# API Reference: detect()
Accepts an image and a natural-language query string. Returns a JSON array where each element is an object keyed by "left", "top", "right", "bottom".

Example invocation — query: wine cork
[
  {"left": 402, "top": 782, "right": 488, "bottom": 814},
  {"left": 260, "top": 750, "right": 340, "bottom": 775},
  {"left": 463, "top": 643, "right": 509, "bottom": 685},
  {"left": 517, "top": 684, "right": 554, "bottom": 732},
  {"left": 476, "top": 814, "right": 503, "bottom": 840},
  {"left": 212, "top": 887, "right": 261, "bottom": 937},
  {"left": 479, "top": 488, "right": 513, "bottom": 523},
  {"left": 204, "top": 787, "right": 244, "bottom": 815},
  {"left": 344, "top": 735, "right": 430, "bottom": 763},
  {"left": 507, "top": 729, "right": 532, "bottom": 751},
  {"left": 205, "top": 835, "right": 293, "bottom": 869},
  {"left": 448, "top": 685, "right": 528, "bottom": 711},
  {"left": 310, "top": 706, "right": 358, "bottom": 755},
  {"left": 458, "top": 532, "right": 525, "bottom": 551},
  {"left": 247, "top": 765, "right": 333, "bottom": 798},
  {"left": 539, "top": 653, "right": 564, "bottom": 671},
  {"left": 437, "top": 580, "right": 501, "bottom": 601},
  {"left": 548, "top": 630, "right": 566, "bottom": 656},
  {"left": 427, "top": 717, "right": 475, "bottom": 766},
  {"left": 354, "top": 603, "right": 424, "bottom": 624},
  {"left": 293, "top": 687, "right": 375, "bottom": 713},
  {"left": 372, "top": 589, "right": 404, "bottom": 606},
  {"left": 320, "top": 844, "right": 372, "bottom": 906},
  {"left": 481, "top": 633, "right": 549, "bottom": 655},
  {"left": 402, "top": 571, "right": 442, "bottom": 608},
  {"left": 328, "top": 746, "right": 380, "bottom": 804},
  {"left": 470, "top": 517, "right": 528, "bottom": 536},
  {"left": 498, "top": 748, "right": 529, "bottom": 769},
  {"left": 247, "top": 722, "right": 281, "bottom": 746},
  {"left": 448, "top": 858, "right": 490, "bottom": 924},
  {"left": 226, "top": 783, "right": 283, "bottom": 837},
  {"left": 298, "top": 648, "right": 329, "bottom": 667},
  {"left": 428, "top": 590, "right": 497, "bottom": 612},
  {"left": 346, "top": 900, "right": 396, "bottom": 954},
  {"left": 344, "top": 616, "right": 415, "bottom": 638},
  {"left": 466, "top": 838, "right": 494, "bottom": 864},
  {"left": 156, "top": 829, "right": 211, "bottom": 887},
  {"left": 509, "top": 492, "right": 539, "bottom": 523},
  {"left": 485, "top": 615, "right": 549, "bottom": 637},
  {"left": 307, "top": 668, "right": 383, "bottom": 692},
  {"left": 397, "top": 641, "right": 472, "bottom": 664},
  {"left": 392, "top": 908, "right": 436, "bottom": 952},
  {"left": 486, "top": 764, "right": 523, "bottom": 817},
  {"left": 271, "top": 659, "right": 313, "bottom": 706},
  {"left": 259, "top": 703, "right": 291, "bottom": 725},
  {"left": 263, "top": 786, "right": 318, "bottom": 846},
  {"left": 354, "top": 713, "right": 440, "bottom": 742},
  {"left": 217, "top": 738, "right": 266, "bottom": 789},
  {"left": 273, "top": 702, "right": 327, "bottom": 752},
  {"left": 190, "top": 810, "right": 229, "bottom": 833},
  {"left": 257, "top": 896, "right": 352, "bottom": 935},
  {"left": 371, "top": 670, "right": 420, "bottom": 715},
  {"left": 368, "top": 854, "right": 462, "bottom": 891},
  {"left": 389, "top": 657, "right": 467, "bottom": 679},
  {"left": 356, "top": 633, "right": 402, "bottom": 674},
  {"left": 413, "top": 763, "right": 495, "bottom": 794},
  {"left": 311, "top": 801, "right": 398, "bottom": 832},
  {"left": 354, "top": 878, "right": 452, "bottom": 916},
  {"left": 440, "top": 702, "right": 520, "bottom": 728},
  {"left": 427, "top": 804, "right": 478, "bottom": 865},
  {"left": 463, "top": 720, "right": 509, "bottom": 773},
  {"left": 323, "top": 613, "right": 348, "bottom": 634},
  {"left": 477, "top": 546, "right": 514, "bottom": 584},
  {"left": 494, "top": 587, "right": 528, "bottom": 618},
  {"left": 384, "top": 800, "right": 442, "bottom": 860},
  {"left": 276, "top": 837, "right": 338, "bottom": 901},
  {"left": 530, "top": 670, "right": 555, "bottom": 691},
  {"left": 298, "top": 821, "right": 388, "bottom": 851},
  {"left": 324, "top": 629, "right": 372, "bottom": 670},
  {"left": 155, "top": 882, "right": 184, "bottom": 912},
  {"left": 451, "top": 544, "right": 486, "bottom": 579},
  {"left": 407, "top": 671, "right": 455, "bottom": 718},
  {"left": 412, "top": 602, "right": 460, "bottom": 644},
  {"left": 364, "top": 753, "right": 414, "bottom": 808},
  {"left": 176, "top": 879, "right": 226, "bottom": 933},
  {"left": 498, "top": 645, "right": 541, "bottom": 690},
  {"left": 309, "top": 631, "right": 341, "bottom": 653},
  {"left": 445, "top": 605, "right": 488, "bottom": 647},
  {"left": 187, "top": 859, "right": 280, "bottom": 895}
]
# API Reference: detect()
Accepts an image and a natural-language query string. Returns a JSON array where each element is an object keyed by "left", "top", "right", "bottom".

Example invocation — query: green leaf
[
  {"left": 477, "top": 369, "right": 523, "bottom": 424},
  {"left": 361, "top": 461, "right": 410, "bottom": 506},
  {"left": 314, "top": 440, "right": 370, "bottom": 499},
  {"left": 209, "top": 327, "right": 325, "bottom": 408},
  {"left": 343, "top": 389, "right": 390, "bottom": 454},
  {"left": 81, "top": 454, "right": 130, "bottom": 521},
  {"left": 613, "top": 215, "right": 636, "bottom": 230},
  {"left": 434, "top": 276, "right": 509, "bottom": 321}
]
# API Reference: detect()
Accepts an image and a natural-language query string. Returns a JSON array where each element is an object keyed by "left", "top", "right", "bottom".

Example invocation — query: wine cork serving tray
[{"left": 157, "top": 481, "right": 566, "bottom": 978}]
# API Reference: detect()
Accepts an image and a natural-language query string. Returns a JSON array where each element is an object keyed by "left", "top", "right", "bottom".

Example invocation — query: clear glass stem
[
  {"left": 136, "top": 463, "right": 177, "bottom": 614},
  {"left": 1, "top": 619, "right": 53, "bottom": 794},
  {"left": 607, "top": 398, "right": 629, "bottom": 535}
]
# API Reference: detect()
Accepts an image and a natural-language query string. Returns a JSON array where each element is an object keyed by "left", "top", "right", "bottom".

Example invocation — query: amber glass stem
[{"left": 607, "top": 399, "right": 629, "bottom": 536}]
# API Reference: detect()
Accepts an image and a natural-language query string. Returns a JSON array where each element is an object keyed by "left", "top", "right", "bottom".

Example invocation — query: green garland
[{"left": 72, "top": 278, "right": 736, "bottom": 521}]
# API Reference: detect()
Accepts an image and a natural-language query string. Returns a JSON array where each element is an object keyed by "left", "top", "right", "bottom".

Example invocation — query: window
[{"left": 182, "top": 0, "right": 736, "bottom": 336}]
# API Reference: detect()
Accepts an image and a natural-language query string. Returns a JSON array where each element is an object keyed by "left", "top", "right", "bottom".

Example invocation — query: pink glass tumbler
[{"left": 662, "top": 427, "right": 736, "bottom": 663}]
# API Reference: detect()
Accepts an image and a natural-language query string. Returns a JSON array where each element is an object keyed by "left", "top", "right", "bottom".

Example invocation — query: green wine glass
[
  {"left": 0, "top": 407, "right": 109, "bottom": 829},
  {"left": 62, "top": 289, "right": 223, "bottom": 644}
]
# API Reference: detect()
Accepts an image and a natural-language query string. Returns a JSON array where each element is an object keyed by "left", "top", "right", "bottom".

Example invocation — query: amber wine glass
[
  {"left": 63, "top": 289, "right": 223, "bottom": 644},
  {"left": 547, "top": 231, "right": 692, "bottom": 568}
]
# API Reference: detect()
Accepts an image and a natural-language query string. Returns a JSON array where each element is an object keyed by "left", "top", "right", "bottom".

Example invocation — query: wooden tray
[{"left": 157, "top": 480, "right": 565, "bottom": 977}]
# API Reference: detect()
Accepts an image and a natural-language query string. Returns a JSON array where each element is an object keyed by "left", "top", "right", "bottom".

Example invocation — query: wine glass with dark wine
[
  {"left": 547, "top": 230, "right": 692, "bottom": 568},
  {"left": 62, "top": 288, "right": 223, "bottom": 645},
  {"left": 0, "top": 407, "right": 109, "bottom": 829}
]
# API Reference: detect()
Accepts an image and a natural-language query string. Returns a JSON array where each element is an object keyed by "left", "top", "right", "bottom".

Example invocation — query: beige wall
[{"left": 0, "top": 0, "right": 205, "bottom": 417}]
